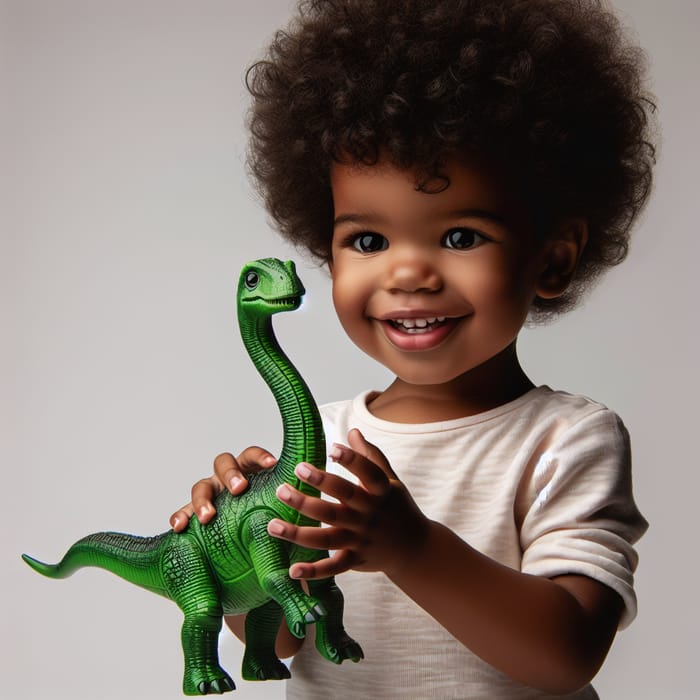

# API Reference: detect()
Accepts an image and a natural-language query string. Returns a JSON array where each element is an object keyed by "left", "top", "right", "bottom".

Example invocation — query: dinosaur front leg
[
  {"left": 244, "top": 511, "right": 325, "bottom": 639},
  {"left": 163, "top": 535, "right": 235, "bottom": 695},
  {"left": 241, "top": 599, "right": 291, "bottom": 681}
]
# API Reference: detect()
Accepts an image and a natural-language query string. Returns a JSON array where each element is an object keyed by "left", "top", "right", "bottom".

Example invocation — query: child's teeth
[{"left": 393, "top": 317, "right": 448, "bottom": 332}]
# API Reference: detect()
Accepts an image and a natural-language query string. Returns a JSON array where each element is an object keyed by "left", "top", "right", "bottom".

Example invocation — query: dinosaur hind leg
[
  {"left": 241, "top": 599, "right": 291, "bottom": 681},
  {"left": 163, "top": 535, "right": 235, "bottom": 695},
  {"left": 308, "top": 577, "right": 364, "bottom": 665},
  {"left": 179, "top": 617, "right": 235, "bottom": 696}
]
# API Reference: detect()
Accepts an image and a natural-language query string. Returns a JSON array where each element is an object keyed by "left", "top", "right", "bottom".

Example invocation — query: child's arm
[{"left": 267, "top": 429, "right": 623, "bottom": 695}]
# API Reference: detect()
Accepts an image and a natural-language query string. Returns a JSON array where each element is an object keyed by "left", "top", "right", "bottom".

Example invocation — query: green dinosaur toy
[{"left": 22, "top": 258, "right": 363, "bottom": 695}]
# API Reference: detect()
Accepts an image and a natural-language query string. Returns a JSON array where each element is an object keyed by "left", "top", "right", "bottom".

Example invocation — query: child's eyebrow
[
  {"left": 333, "top": 209, "right": 507, "bottom": 228},
  {"left": 333, "top": 213, "right": 381, "bottom": 228},
  {"left": 448, "top": 208, "right": 508, "bottom": 226}
]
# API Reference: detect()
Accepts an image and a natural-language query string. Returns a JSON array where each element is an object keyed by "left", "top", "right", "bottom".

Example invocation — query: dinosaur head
[{"left": 237, "top": 258, "right": 305, "bottom": 319}]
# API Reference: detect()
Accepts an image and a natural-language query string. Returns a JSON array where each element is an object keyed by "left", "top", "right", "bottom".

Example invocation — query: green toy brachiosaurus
[{"left": 22, "top": 258, "right": 363, "bottom": 695}]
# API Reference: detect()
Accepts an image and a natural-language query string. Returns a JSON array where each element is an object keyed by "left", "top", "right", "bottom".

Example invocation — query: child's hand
[
  {"left": 268, "top": 428, "right": 430, "bottom": 581},
  {"left": 169, "top": 447, "right": 277, "bottom": 532}
]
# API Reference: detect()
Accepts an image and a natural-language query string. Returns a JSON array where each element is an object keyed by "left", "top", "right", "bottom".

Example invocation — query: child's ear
[{"left": 535, "top": 218, "right": 588, "bottom": 299}]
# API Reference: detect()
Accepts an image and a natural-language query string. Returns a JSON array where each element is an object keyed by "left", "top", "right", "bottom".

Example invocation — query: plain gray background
[{"left": 3, "top": 1, "right": 698, "bottom": 698}]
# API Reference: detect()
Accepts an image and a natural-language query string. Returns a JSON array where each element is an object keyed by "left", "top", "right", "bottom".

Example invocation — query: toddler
[{"left": 171, "top": 1, "right": 655, "bottom": 697}]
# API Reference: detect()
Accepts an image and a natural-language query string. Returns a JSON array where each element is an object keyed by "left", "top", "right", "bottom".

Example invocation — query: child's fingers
[
  {"left": 288, "top": 549, "right": 359, "bottom": 581},
  {"left": 329, "top": 442, "right": 390, "bottom": 498},
  {"left": 213, "top": 452, "right": 246, "bottom": 493},
  {"left": 292, "top": 463, "right": 378, "bottom": 515},
  {"left": 328, "top": 434, "right": 393, "bottom": 498},
  {"left": 190, "top": 477, "right": 221, "bottom": 522},
  {"left": 276, "top": 480, "right": 364, "bottom": 526},
  {"left": 347, "top": 428, "right": 399, "bottom": 481},
  {"left": 262, "top": 533, "right": 359, "bottom": 581},
  {"left": 169, "top": 504, "right": 194, "bottom": 532},
  {"left": 268, "top": 518, "right": 355, "bottom": 551},
  {"left": 236, "top": 446, "right": 278, "bottom": 472},
  {"left": 214, "top": 447, "right": 277, "bottom": 494}
]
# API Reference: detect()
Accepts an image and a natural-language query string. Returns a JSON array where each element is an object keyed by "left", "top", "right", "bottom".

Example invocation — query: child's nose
[{"left": 385, "top": 254, "right": 442, "bottom": 293}]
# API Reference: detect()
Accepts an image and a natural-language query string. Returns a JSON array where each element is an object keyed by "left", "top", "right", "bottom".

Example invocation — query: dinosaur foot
[
  {"left": 242, "top": 653, "right": 292, "bottom": 682},
  {"left": 197, "top": 677, "right": 236, "bottom": 695},
  {"left": 183, "top": 669, "right": 236, "bottom": 696},
  {"left": 317, "top": 631, "right": 364, "bottom": 665}
]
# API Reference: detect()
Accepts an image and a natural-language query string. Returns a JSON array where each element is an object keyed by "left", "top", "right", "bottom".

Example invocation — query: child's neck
[{"left": 366, "top": 343, "right": 535, "bottom": 423}]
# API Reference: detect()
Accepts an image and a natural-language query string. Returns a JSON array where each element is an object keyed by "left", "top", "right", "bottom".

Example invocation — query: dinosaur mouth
[
  {"left": 271, "top": 295, "right": 302, "bottom": 307},
  {"left": 243, "top": 295, "right": 302, "bottom": 308}
]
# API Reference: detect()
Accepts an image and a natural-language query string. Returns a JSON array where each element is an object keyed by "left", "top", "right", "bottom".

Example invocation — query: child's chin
[{"left": 390, "top": 361, "right": 470, "bottom": 388}]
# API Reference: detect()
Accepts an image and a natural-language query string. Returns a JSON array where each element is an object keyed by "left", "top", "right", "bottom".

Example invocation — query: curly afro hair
[{"left": 246, "top": 0, "right": 657, "bottom": 318}]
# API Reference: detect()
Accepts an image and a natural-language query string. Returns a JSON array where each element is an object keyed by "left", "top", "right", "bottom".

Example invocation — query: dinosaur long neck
[{"left": 240, "top": 313, "right": 325, "bottom": 485}]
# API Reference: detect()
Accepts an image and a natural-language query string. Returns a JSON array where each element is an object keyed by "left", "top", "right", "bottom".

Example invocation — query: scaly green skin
[{"left": 22, "top": 258, "right": 363, "bottom": 695}]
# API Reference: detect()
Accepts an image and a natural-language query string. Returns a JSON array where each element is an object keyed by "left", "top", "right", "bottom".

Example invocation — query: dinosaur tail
[{"left": 22, "top": 530, "right": 173, "bottom": 597}]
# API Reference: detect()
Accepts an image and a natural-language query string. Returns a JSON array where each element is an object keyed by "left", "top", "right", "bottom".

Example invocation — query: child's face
[{"left": 329, "top": 156, "right": 548, "bottom": 387}]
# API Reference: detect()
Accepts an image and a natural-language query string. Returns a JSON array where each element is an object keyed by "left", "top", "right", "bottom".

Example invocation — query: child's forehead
[
  {"left": 332, "top": 150, "right": 518, "bottom": 190},
  {"left": 329, "top": 154, "right": 533, "bottom": 229}
]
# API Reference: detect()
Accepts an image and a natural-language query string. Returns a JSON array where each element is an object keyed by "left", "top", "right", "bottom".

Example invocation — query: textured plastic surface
[{"left": 22, "top": 258, "right": 363, "bottom": 695}]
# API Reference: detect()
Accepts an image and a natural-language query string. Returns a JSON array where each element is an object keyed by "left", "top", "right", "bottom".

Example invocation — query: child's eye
[
  {"left": 351, "top": 232, "right": 388, "bottom": 253},
  {"left": 442, "top": 228, "right": 486, "bottom": 250}
]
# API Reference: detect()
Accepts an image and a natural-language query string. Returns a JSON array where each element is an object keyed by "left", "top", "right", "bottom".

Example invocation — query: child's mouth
[{"left": 381, "top": 315, "right": 457, "bottom": 351}]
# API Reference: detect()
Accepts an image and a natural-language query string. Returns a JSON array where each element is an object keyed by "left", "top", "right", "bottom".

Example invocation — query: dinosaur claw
[
  {"left": 291, "top": 620, "right": 306, "bottom": 638},
  {"left": 195, "top": 675, "right": 235, "bottom": 695},
  {"left": 349, "top": 642, "right": 365, "bottom": 662},
  {"left": 304, "top": 603, "right": 326, "bottom": 623}
]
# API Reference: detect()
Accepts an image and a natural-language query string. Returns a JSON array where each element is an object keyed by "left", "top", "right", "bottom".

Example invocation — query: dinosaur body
[{"left": 22, "top": 258, "right": 363, "bottom": 695}]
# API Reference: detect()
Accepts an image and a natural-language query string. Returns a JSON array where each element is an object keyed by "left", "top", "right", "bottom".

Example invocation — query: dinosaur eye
[{"left": 245, "top": 271, "right": 259, "bottom": 290}]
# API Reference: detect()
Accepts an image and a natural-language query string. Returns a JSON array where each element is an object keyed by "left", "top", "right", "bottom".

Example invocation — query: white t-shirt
[{"left": 286, "top": 386, "right": 648, "bottom": 700}]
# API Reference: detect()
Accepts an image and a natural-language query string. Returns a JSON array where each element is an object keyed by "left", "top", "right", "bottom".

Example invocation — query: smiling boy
[{"left": 171, "top": 1, "right": 655, "bottom": 697}]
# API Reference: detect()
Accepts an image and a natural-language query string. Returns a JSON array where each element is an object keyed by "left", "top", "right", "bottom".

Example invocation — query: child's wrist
[{"left": 384, "top": 516, "right": 436, "bottom": 583}]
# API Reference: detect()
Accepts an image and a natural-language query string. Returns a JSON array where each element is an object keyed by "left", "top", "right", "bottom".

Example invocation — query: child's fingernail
[
  {"left": 263, "top": 455, "right": 277, "bottom": 467},
  {"left": 277, "top": 484, "right": 292, "bottom": 502},
  {"left": 172, "top": 515, "right": 182, "bottom": 529},
  {"left": 230, "top": 476, "right": 244, "bottom": 491},
  {"left": 268, "top": 519, "right": 286, "bottom": 536},
  {"left": 295, "top": 463, "right": 312, "bottom": 480},
  {"left": 329, "top": 444, "right": 343, "bottom": 461}
]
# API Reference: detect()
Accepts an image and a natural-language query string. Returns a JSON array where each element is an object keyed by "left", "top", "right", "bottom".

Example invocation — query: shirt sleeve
[{"left": 519, "top": 408, "right": 648, "bottom": 628}]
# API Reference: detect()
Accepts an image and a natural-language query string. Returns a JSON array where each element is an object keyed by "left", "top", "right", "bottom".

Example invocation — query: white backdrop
[{"left": 3, "top": 1, "right": 698, "bottom": 698}]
